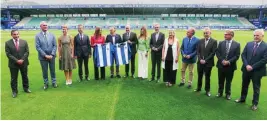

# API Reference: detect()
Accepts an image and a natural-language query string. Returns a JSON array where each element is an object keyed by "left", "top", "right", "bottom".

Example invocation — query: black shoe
[
  {"left": 131, "top": 75, "right": 135, "bottom": 78},
  {"left": 52, "top": 83, "right": 58, "bottom": 88},
  {"left": 124, "top": 75, "right": 129, "bottom": 78},
  {"left": 24, "top": 89, "right": 31, "bottom": 93},
  {"left": 44, "top": 84, "right": 48, "bottom": 90},
  {"left": 216, "top": 93, "right": 223, "bottom": 97},
  {"left": 226, "top": 95, "right": 231, "bottom": 100},
  {"left": 178, "top": 83, "right": 185, "bottom": 87},
  {"left": 12, "top": 92, "right": 17, "bottom": 98},
  {"left": 117, "top": 75, "right": 121, "bottom": 78},
  {"left": 85, "top": 78, "right": 90, "bottom": 81},
  {"left": 149, "top": 79, "right": 155, "bottom": 82},
  {"left": 156, "top": 79, "right": 160, "bottom": 83},
  {"left": 194, "top": 89, "right": 201, "bottom": 92},
  {"left": 79, "top": 77, "right": 83, "bottom": 82},
  {"left": 187, "top": 85, "right": 192, "bottom": 89},
  {"left": 110, "top": 75, "right": 114, "bottom": 78},
  {"left": 206, "top": 91, "right": 211, "bottom": 97},
  {"left": 235, "top": 98, "right": 245, "bottom": 103},
  {"left": 251, "top": 105, "right": 258, "bottom": 111}
]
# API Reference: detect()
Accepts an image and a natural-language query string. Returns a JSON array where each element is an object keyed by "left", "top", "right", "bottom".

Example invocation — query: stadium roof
[
  {"left": 2, "top": 0, "right": 267, "bottom": 5},
  {"left": 1, "top": 5, "right": 265, "bottom": 16}
]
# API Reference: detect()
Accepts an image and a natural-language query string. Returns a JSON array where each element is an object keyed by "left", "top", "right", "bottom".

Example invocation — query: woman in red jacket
[{"left": 91, "top": 27, "right": 106, "bottom": 80}]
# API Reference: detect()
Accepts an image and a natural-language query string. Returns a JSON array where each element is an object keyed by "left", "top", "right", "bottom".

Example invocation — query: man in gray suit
[
  {"left": 35, "top": 21, "right": 58, "bottom": 90},
  {"left": 5, "top": 30, "right": 31, "bottom": 98}
]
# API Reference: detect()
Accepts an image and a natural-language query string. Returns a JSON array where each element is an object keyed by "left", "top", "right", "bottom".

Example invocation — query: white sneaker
[
  {"left": 66, "top": 81, "right": 69, "bottom": 85},
  {"left": 69, "top": 80, "right": 72, "bottom": 84}
]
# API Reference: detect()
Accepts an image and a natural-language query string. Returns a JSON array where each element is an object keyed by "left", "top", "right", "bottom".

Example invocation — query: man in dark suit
[
  {"left": 122, "top": 25, "right": 138, "bottom": 78},
  {"left": 149, "top": 23, "right": 165, "bottom": 82},
  {"left": 5, "top": 30, "right": 31, "bottom": 98},
  {"left": 235, "top": 29, "right": 267, "bottom": 111},
  {"left": 216, "top": 30, "right": 240, "bottom": 100},
  {"left": 74, "top": 24, "right": 91, "bottom": 82},
  {"left": 106, "top": 27, "right": 122, "bottom": 78},
  {"left": 35, "top": 21, "right": 58, "bottom": 90},
  {"left": 195, "top": 27, "right": 217, "bottom": 97}
]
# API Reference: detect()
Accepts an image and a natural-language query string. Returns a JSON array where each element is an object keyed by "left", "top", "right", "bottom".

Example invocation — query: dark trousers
[
  {"left": 77, "top": 55, "right": 89, "bottom": 79},
  {"left": 218, "top": 68, "right": 234, "bottom": 95},
  {"left": 9, "top": 66, "right": 29, "bottom": 93},
  {"left": 40, "top": 58, "right": 56, "bottom": 84},
  {"left": 241, "top": 71, "right": 262, "bottom": 106},
  {"left": 125, "top": 53, "right": 136, "bottom": 76},
  {"left": 163, "top": 60, "right": 177, "bottom": 84},
  {"left": 151, "top": 51, "right": 162, "bottom": 80},
  {"left": 94, "top": 65, "right": 105, "bottom": 80},
  {"left": 93, "top": 50, "right": 105, "bottom": 80},
  {"left": 197, "top": 64, "right": 212, "bottom": 92}
]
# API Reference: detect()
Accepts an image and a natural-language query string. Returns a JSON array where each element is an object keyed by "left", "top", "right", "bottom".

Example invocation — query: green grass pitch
[{"left": 1, "top": 29, "right": 267, "bottom": 119}]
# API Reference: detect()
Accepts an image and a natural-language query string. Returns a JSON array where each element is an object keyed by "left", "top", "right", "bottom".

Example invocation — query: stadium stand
[{"left": 13, "top": 16, "right": 255, "bottom": 29}]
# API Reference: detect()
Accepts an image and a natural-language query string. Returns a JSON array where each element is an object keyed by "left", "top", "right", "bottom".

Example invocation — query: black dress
[{"left": 163, "top": 44, "right": 177, "bottom": 84}]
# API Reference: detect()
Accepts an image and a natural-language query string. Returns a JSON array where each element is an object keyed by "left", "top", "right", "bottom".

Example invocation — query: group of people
[{"left": 5, "top": 21, "right": 267, "bottom": 111}]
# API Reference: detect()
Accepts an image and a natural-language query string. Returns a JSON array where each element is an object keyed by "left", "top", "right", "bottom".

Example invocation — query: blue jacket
[
  {"left": 180, "top": 36, "right": 199, "bottom": 63},
  {"left": 35, "top": 31, "right": 57, "bottom": 60}
]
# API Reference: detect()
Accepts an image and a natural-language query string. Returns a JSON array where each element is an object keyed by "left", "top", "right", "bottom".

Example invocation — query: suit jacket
[
  {"left": 105, "top": 34, "right": 122, "bottom": 44},
  {"left": 122, "top": 32, "right": 138, "bottom": 54},
  {"left": 197, "top": 38, "right": 218, "bottom": 67},
  {"left": 149, "top": 32, "right": 165, "bottom": 53},
  {"left": 35, "top": 31, "right": 57, "bottom": 60},
  {"left": 241, "top": 41, "right": 267, "bottom": 76},
  {"left": 180, "top": 36, "right": 199, "bottom": 63},
  {"left": 5, "top": 39, "right": 29, "bottom": 68},
  {"left": 216, "top": 40, "right": 240, "bottom": 70},
  {"left": 74, "top": 33, "right": 91, "bottom": 57}
]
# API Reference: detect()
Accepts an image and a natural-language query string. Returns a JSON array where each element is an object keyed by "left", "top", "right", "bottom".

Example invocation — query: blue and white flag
[
  {"left": 114, "top": 42, "right": 132, "bottom": 66},
  {"left": 94, "top": 43, "right": 114, "bottom": 67}
]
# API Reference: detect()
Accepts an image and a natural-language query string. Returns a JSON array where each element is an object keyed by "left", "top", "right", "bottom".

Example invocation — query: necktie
[
  {"left": 80, "top": 34, "right": 83, "bottom": 41},
  {"left": 187, "top": 38, "right": 191, "bottom": 47},
  {"left": 205, "top": 39, "right": 208, "bottom": 48},
  {"left": 15, "top": 39, "right": 19, "bottom": 51},
  {"left": 44, "top": 33, "right": 48, "bottom": 47},
  {"left": 252, "top": 43, "right": 259, "bottom": 56},
  {"left": 127, "top": 32, "right": 130, "bottom": 40},
  {"left": 80, "top": 34, "right": 84, "bottom": 43},
  {"left": 225, "top": 41, "right": 230, "bottom": 59}
]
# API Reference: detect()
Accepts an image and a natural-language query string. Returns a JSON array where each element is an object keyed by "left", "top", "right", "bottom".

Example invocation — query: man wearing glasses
[
  {"left": 216, "top": 30, "right": 240, "bottom": 100},
  {"left": 195, "top": 27, "right": 217, "bottom": 97},
  {"left": 179, "top": 27, "right": 199, "bottom": 88}
]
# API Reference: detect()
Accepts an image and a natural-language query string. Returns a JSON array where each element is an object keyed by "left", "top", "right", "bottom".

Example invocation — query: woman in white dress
[{"left": 137, "top": 26, "right": 149, "bottom": 79}]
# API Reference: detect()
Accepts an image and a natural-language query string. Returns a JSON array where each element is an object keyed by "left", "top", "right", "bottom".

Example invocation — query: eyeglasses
[
  {"left": 254, "top": 35, "right": 260, "bottom": 36},
  {"left": 203, "top": 32, "right": 209, "bottom": 34}
]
